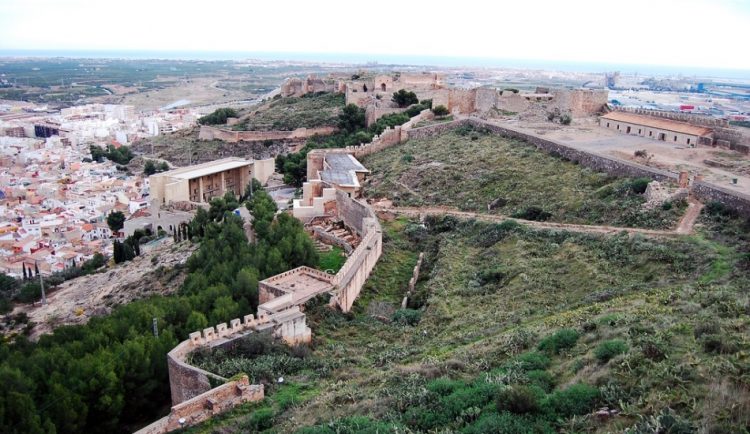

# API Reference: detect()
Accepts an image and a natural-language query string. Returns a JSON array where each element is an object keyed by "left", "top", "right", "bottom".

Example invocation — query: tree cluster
[
  {"left": 0, "top": 184, "right": 319, "bottom": 433},
  {"left": 143, "top": 160, "right": 169, "bottom": 176},
  {"left": 276, "top": 103, "right": 417, "bottom": 187},
  {"left": 392, "top": 89, "right": 419, "bottom": 108},
  {"left": 89, "top": 144, "right": 134, "bottom": 165},
  {"left": 198, "top": 108, "right": 238, "bottom": 125}
]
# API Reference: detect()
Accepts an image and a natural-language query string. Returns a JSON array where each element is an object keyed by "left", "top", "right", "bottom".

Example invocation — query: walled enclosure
[{"left": 405, "top": 116, "right": 750, "bottom": 216}]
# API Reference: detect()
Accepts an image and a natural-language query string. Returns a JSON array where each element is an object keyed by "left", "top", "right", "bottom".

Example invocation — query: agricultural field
[
  {"left": 234, "top": 93, "right": 345, "bottom": 131},
  {"left": 0, "top": 57, "right": 334, "bottom": 108},
  {"left": 363, "top": 125, "right": 687, "bottom": 229},
  {"left": 182, "top": 204, "right": 750, "bottom": 433}
]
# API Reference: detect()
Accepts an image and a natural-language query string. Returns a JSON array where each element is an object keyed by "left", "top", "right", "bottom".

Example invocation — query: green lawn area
[
  {"left": 317, "top": 246, "right": 346, "bottom": 273},
  {"left": 362, "top": 125, "right": 687, "bottom": 229}
]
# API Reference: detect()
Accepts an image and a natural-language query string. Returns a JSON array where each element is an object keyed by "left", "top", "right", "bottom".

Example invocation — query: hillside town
[{"left": 0, "top": 102, "right": 199, "bottom": 278}]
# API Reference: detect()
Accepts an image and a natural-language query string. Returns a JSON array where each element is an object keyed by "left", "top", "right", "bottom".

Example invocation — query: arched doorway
[{"left": 381, "top": 83, "right": 386, "bottom": 91}]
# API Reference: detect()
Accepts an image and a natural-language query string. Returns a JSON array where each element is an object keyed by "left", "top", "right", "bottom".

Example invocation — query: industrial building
[
  {"left": 600, "top": 112, "right": 714, "bottom": 146},
  {"left": 149, "top": 157, "right": 274, "bottom": 205}
]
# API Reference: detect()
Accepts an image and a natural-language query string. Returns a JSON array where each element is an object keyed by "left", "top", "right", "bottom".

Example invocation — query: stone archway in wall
[{"left": 381, "top": 83, "right": 386, "bottom": 91}]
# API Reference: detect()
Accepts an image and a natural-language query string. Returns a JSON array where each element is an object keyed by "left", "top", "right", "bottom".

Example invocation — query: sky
[{"left": 1, "top": 0, "right": 749, "bottom": 70}]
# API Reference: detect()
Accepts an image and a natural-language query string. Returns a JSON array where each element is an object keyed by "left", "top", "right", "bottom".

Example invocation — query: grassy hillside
[
  {"left": 235, "top": 93, "right": 345, "bottom": 131},
  {"left": 182, "top": 204, "right": 750, "bottom": 433},
  {"left": 362, "top": 125, "right": 686, "bottom": 229}
]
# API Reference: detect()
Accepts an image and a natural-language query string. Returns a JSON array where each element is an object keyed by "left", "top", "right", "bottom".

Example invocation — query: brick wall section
[{"left": 135, "top": 376, "right": 264, "bottom": 434}]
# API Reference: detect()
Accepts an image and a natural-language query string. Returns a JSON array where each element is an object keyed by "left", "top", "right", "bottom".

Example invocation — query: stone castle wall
[
  {"left": 198, "top": 125, "right": 337, "bottom": 143},
  {"left": 330, "top": 191, "right": 382, "bottom": 312},
  {"left": 135, "top": 376, "right": 263, "bottom": 434}
]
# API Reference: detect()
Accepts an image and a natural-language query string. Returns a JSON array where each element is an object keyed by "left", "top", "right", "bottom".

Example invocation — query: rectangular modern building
[
  {"left": 149, "top": 157, "right": 274, "bottom": 205},
  {"left": 600, "top": 112, "right": 714, "bottom": 146}
]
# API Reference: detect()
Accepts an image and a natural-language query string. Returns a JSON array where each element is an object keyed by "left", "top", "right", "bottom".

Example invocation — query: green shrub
[
  {"left": 693, "top": 320, "right": 720, "bottom": 338},
  {"left": 560, "top": 114, "right": 572, "bottom": 125},
  {"left": 441, "top": 382, "right": 499, "bottom": 419},
  {"left": 542, "top": 383, "right": 600, "bottom": 418},
  {"left": 198, "top": 107, "right": 238, "bottom": 125},
  {"left": 427, "top": 377, "right": 464, "bottom": 396},
  {"left": 495, "top": 385, "right": 541, "bottom": 414},
  {"left": 463, "top": 412, "right": 554, "bottom": 434},
  {"left": 405, "top": 104, "right": 427, "bottom": 117},
  {"left": 511, "top": 206, "right": 552, "bottom": 221},
  {"left": 527, "top": 370, "right": 555, "bottom": 393},
  {"left": 432, "top": 105, "right": 450, "bottom": 116},
  {"left": 701, "top": 334, "right": 739, "bottom": 354},
  {"left": 538, "top": 329, "right": 580, "bottom": 354},
  {"left": 629, "top": 178, "right": 651, "bottom": 194},
  {"left": 297, "top": 416, "right": 406, "bottom": 434},
  {"left": 594, "top": 339, "right": 628, "bottom": 363},
  {"left": 404, "top": 407, "right": 451, "bottom": 431},
  {"left": 392, "top": 308, "right": 422, "bottom": 326},
  {"left": 513, "top": 352, "right": 551, "bottom": 371},
  {"left": 244, "top": 407, "right": 274, "bottom": 431}
]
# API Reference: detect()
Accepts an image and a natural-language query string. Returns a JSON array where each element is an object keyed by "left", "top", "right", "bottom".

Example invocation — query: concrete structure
[
  {"left": 149, "top": 157, "right": 274, "bottom": 205},
  {"left": 600, "top": 112, "right": 714, "bottom": 146},
  {"left": 294, "top": 151, "right": 370, "bottom": 219}
]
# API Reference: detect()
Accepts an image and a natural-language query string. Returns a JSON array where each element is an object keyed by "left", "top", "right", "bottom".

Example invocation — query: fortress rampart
[{"left": 198, "top": 125, "right": 337, "bottom": 143}]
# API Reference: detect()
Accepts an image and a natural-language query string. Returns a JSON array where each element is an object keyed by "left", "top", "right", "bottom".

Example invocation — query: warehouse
[{"left": 600, "top": 112, "right": 714, "bottom": 146}]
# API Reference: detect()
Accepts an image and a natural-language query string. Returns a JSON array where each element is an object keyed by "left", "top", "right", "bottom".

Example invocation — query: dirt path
[
  {"left": 374, "top": 204, "right": 701, "bottom": 237},
  {"left": 676, "top": 197, "right": 704, "bottom": 235}
]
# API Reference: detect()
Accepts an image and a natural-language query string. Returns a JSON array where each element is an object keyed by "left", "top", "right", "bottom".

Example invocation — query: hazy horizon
[
  {"left": 2, "top": 49, "right": 750, "bottom": 81},
  {"left": 2, "top": 0, "right": 749, "bottom": 74}
]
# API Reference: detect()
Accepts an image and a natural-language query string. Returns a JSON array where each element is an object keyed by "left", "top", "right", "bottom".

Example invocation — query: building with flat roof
[
  {"left": 600, "top": 112, "right": 714, "bottom": 146},
  {"left": 293, "top": 150, "right": 370, "bottom": 219},
  {"left": 149, "top": 157, "right": 275, "bottom": 205}
]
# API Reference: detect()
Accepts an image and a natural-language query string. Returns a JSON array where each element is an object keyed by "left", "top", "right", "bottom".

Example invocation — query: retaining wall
[
  {"left": 693, "top": 181, "right": 750, "bottom": 215},
  {"left": 199, "top": 125, "right": 337, "bottom": 143}
]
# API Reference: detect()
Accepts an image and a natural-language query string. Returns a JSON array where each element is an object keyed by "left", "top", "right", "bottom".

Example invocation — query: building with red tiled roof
[{"left": 599, "top": 112, "right": 714, "bottom": 146}]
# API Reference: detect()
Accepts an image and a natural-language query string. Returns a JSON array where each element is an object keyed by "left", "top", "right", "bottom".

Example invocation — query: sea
[{"left": 1, "top": 49, "right": 749, "bottom": 81}]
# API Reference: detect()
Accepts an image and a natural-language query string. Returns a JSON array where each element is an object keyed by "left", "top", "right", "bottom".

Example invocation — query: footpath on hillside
[{"left": 373, "top": 200, "right": 703, "bottom": 238}]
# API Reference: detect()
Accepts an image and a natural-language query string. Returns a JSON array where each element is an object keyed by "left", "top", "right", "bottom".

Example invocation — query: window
[
  {"left": 606, "top": 122, "right": 610, "bottom": 127},
  {"left": 687, "top": 138, "right": 691, "bottom": 145},
  {"left": 674, "top": 136, "right": 677, "bottom": 142},
  {"left": 649, "top": 131, "right": 653, "bottom": 137},
  {"left": 617, "top": 125, "right": 620, "bottom": 130},
  {"left": 638, "top": 129, "right": 642, "bottom": 134}
]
